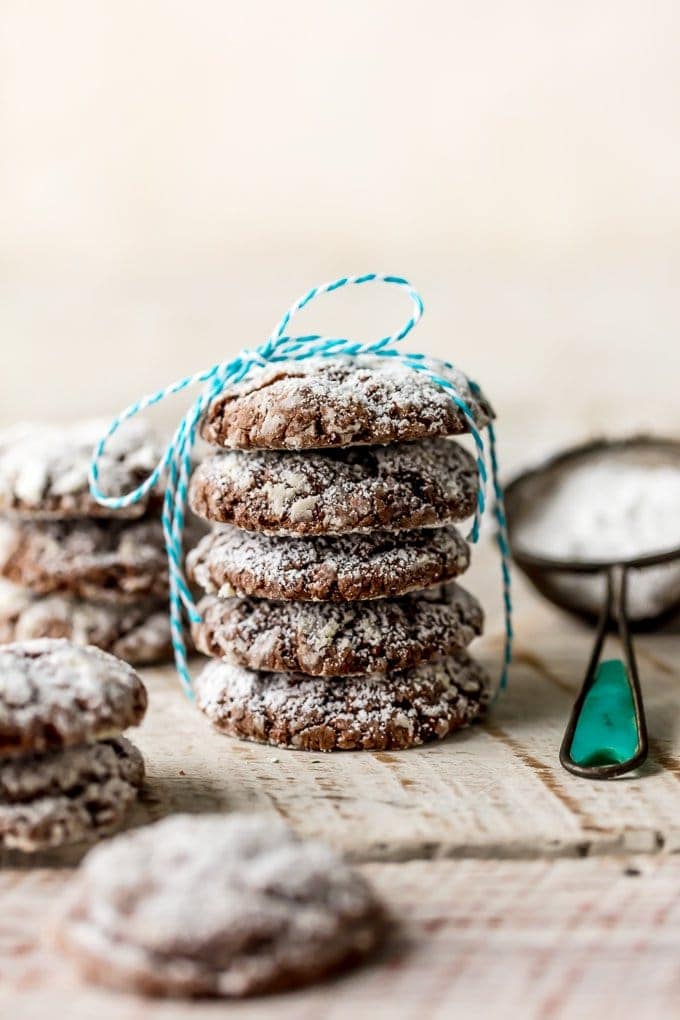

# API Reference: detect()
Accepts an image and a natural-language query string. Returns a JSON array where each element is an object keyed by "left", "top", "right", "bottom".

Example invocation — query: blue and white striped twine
[{"left": 89, "top": 273, "right": 513, "bottom": 699}]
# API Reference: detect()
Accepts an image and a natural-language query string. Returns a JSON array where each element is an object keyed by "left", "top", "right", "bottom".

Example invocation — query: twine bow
[{"left": 89, "top": 273, "right": 513, "bottom": 697}]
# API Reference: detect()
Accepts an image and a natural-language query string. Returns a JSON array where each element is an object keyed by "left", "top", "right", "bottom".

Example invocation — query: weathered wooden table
[{"left": 2, "top": 541, "right": 680, "bottom": 1020}]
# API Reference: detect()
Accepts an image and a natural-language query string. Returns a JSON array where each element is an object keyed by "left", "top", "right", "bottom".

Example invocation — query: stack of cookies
[
  {"left": 0, "top": 420, "right": 174, "bottom": 665},
  {"left": 0, "top": 638, "right": 147, "bottom": 852},
  {"left": 186, "top": 357, "right": 494, "bottom": 752}
]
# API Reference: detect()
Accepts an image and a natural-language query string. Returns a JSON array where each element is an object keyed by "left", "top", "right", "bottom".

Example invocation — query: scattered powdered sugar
[
  {"left": 0, "top": 419, "right": 160, "bottom": 518},
  {"left": 188, "top": 438, "right": 477, "bottom": 535},
  {"left": 0, "top": 577, "right": 30, "bottom": 620},
  {"left": 0, "top": 736, "right": 144, "bottom": 803}
]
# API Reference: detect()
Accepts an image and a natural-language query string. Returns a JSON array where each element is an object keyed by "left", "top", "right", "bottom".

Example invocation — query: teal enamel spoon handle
[{"left": 560, "top": 566, "right": 648, "bottom": 779}]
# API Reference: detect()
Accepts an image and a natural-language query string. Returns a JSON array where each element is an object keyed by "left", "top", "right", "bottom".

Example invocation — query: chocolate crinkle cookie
[
  {"left": 0, "top": 516, "right": 169, "bottom": 602},
  {"left": 200, "top": 356, "right": 494, "bottom": 451},
  {"left": 195, "top": 650, "right": 490, "bottom": 751},
  {"left": 192, "top": 582, "right": 483, "bottom": 677},
  {"left": 0, "top": 736, "right": 144, "bottom": 852},
  {"left": 0, "top": 419, "right": 160, "bottom": 519},
  {"left": 0, "top": 638, "right": 147, "bottom": 759},
  {"left": 187, "top": 525, "right": 469, "bottom": 603},
  {"left": 0, "top": 580, "right": 172, "bottom": 665},
  {"left": 188, "top": 438, "right": 478, "bottom": 535},
  {"left": 55, "top": 812, "right": 385, "bottom": 997}
]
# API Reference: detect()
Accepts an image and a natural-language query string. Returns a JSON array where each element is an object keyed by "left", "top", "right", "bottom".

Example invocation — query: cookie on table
[
  {"left": 195, "top": 650, "right": 490, "bottom": 752},
  {"left": 56, "top": 812, "right": 385, "bottom": 997},
  {"left": 0, "top": 736, "right": 144, "bottom": 852},
  {"left": 0, "top": 517, "right": 168, "bottom": 602},
  {"left": 0, "top": 580, "right": 172, "bottom": 665},
  {"left": 189, "top": 438, "right": 478, "bottom": 535},
  {"left": 0, "top": 419, "right": 160, "bottom": 520},
  {"left": 187, "top": 525, "right": 470, "bottom": 602},
  {"left": 193, "top": 582, "right": 483, "bottom": 676},
  {"left": 0, "top": 638, "right": 147, "bottom": 759},
  {"left": 200, "top": 356, "right": 493, "bottom": 451}
]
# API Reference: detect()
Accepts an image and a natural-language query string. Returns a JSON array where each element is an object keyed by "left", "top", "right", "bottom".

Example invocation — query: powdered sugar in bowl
[{"left": 505, "top": 436, "right": 680, "bottom": 626}]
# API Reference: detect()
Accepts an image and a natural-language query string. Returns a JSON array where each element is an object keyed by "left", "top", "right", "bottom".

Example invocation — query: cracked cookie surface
[
  {"left": 0, "top": 736, "right": 144, "bottom": 851},
  {"left": 195, "top": 650, "right": 490, "bottom": 751},
  {"left": 0, "top": 419, "right": 160, "bottom": 519},
  {"left": 200, "top": 356, "right": 493, "bottom": 450},
  {"left": 189, "top": 438, "right": 478, "bottom": 535},
  {"left": 0, "top": 580, "right": 172, "bottom": 665},
  {"left": 187, "top": 525, "right": 470, "bottom": 602},
  {"left": 56, "top": 812, "right": 385, "bottom": 997},
  {"left": 0, "top": 638, "right": 147, "bottom": 759},
  {"left": 192, "top": 582, "right": 483, "bottom": 676},
  {"left": 0, "top": 517, "right": 169, "bottom": 602}
]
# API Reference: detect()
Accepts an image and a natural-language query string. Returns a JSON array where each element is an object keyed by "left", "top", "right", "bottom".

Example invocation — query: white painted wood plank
[{"left": 4, "top": 856, "right": 680, "bottom": 1020}]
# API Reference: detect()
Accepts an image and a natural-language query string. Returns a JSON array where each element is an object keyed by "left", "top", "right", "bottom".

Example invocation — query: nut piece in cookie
[
  {"left": 192, "top": 582, "right": 483, "bottom": 676},
  {"left": 186, "top": 525, "right": 470, "bottom": 602},
  {"left": 0, "top": 736, "right": 145, "bottom": 852},
  {"left": 0, "top": 517, "right": 169, "bottom": 603},
  {"left": 0, "top": 638, "right": 147, "bottom": 759},
  {"left": 0, "top": 579, "right": 172, "bottom": 665},
  {"left": 200, "top": 356, "right": 494, "bottom": 451},
  {"left": 0, "top": 419, "right": 160, "bottom": 519},
  {"left": 55, "top": 812, "right": 385, "bottom": 997},
  {"left": 195, "top": 651, "right": 490, "bottom": 751},
  {"left": 188, "top": 438, "right": 478, "bottom": 535}
]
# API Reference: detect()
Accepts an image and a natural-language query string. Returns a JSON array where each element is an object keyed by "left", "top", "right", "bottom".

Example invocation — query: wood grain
[{"left": 4, "top": 856, "right": 680, "bottom": 1020}]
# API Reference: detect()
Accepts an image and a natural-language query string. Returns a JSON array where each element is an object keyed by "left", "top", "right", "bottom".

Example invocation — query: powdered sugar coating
[
  {"left": 0, "top": 580, "right": 172, "bottom": 665},
  {"left": 201, "top": 356, "right": 494, "bottom": 451},
  {"left": 193, "top": 582, "right": 483, "bottom": 676},
  {"left": 56, "top": 812, "right": 384, "bottom": 997},
  {"left": 187, "top": 525, "right": 470, "bottom": 602},
  {"left": 195, "top": 650, "right": 490, "bottom": 751},
  {"left": 0, "top": 419, "right": 160, "bottom": 519},
  {"left": 0, "top": 517, "right": 169, "bottom": 602},
  {"left": 0, "top": 737, "right": 144, "bottom": 852},
  {"left": 0, "top": 638, "right": 147, "bottom": 759},
  {"left": 189, "top": 438, "right": 477, "bottom": 535}
]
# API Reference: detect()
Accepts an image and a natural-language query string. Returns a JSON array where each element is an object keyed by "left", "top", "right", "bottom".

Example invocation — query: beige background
[
  {"left": 3, "top": 11, "right": 680, "bottom": 1017},
  {"left": 1, "top": 0, "right": 679, "bottom": 470}
]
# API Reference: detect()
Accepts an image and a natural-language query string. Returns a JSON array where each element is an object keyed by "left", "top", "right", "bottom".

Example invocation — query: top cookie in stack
[
  {"left": 0, "top": 421, "right": 174, "bottom": 665},
  {"left": 186, "top": 357, "right": 494, "bottom": 752}
]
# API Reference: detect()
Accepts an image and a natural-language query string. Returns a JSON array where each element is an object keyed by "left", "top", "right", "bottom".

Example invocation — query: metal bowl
[{"left": 504, "top": 435, "right": 680, "bottom": 629}]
